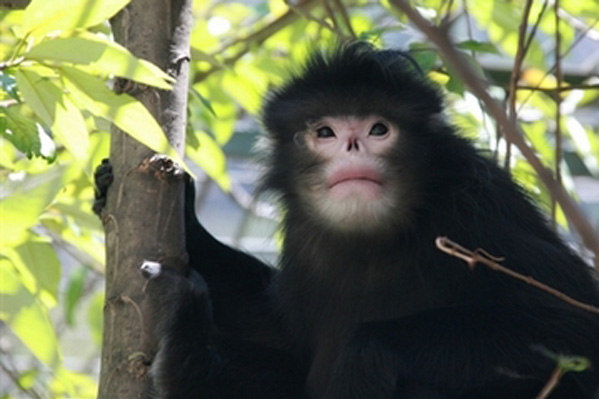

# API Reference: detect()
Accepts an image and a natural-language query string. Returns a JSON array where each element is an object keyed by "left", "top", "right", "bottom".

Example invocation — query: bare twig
[
  {"left": 194, "top": 0, "right": 317, "bottom": 83},
  {"left": 390, "top": 0, "right": 599, "bottom": 268},
  {"left": 518, "top": 15, "right": 599, "bottom": 110},
  {"left": 331, "top": 0, "right": 357, "bottom": 39},
  {"left": 505, "top": 0, "right": 534, "bottom": 171},
  {"left": 285, "top": 0, "right": 336, "bottom": 32},
  {"left": 536, "top": 366, "right": 563, "bottom": 399},
  {"left": 0, "top": 99, "right": 18, "bottom": 108},
  {"left": 517, "top": 83, "right": 599, "bottom": 92},
  {"left": 0, "top": 354, "right": 44, "bottom": 399},
  {"left": 522, "top": 0, "right": 549, "bottom": 58},
  {"left": 440, "top": 0, "right": 456, "bottom": 27},
  {"left": 435, "top": 237, "right": 599, "bottom": 316},
  {"left": 552, "top": 0, "right": 564, "bottom": 226},
  {"left": 323, "top": 0, "right": 341, "bottom": 33}
]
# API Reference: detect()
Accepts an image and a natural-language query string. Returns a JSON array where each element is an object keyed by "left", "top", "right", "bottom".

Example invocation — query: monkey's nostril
[{"left": 346, "top": 139, "right": 360, "bottom": 151}]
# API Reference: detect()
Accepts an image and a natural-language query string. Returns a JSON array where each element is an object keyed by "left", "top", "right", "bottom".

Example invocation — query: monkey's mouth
[{"left": 328, "top": 169, "right": 384, "bottom": 199}]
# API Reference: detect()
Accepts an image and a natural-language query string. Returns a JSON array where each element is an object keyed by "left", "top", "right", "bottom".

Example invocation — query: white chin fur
[{"left": 307, "top": 187, "right": 398, "bottom": 232}]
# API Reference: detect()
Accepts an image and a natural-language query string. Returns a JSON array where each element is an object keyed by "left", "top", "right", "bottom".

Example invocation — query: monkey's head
[{"left": 261, "top": 43, "right": 445, "bottom": 233}]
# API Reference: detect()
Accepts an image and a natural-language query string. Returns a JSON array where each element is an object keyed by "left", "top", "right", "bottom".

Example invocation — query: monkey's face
[{"left": 295, "top": 115, "right": 405, "bottom": 232}]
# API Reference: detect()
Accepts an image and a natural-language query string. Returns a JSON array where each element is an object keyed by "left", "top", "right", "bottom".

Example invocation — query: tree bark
[
  {"left": 97, "top": 1, "right": 193, "bottom": 398},
  {"left": 0, "top": 0, "right": 30, "bottom": 9}
]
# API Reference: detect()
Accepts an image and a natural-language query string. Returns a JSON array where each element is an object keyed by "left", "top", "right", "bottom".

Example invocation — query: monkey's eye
[
  {"left": 369, "top": 123, "right": 389, "bottom": 137},
  {"left": 316, "top": 126, "right": 336, "bottom": 139}
]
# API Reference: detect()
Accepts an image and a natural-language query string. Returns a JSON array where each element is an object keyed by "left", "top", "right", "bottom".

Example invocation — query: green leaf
[
  {"left": 88, "top": 292, "right": 104, "bottom": 346},
  {"left": 409, "top": 43, "right": 438, "bottom": 72},
  {"left": 23, "top": 0, "right": 130, "bottom": 37},
  {"left": 14, "top": 68, "right": 89, "bottom": 161},
  {"left": 51, "top": 367, "right": 98, "bottom": 399},
  {"left": 0, "top": 166, "right": 66, "bottom": 247},
  {"left": 186, "top": 131, "right": 231, "bottom": 191},
  {"left": 27, "top": 34, "right": 173, "bottom": 90},
  {"left": 60, "top": 66, "right": 190, "bottom": 174},
  {"left": 222, "top": 68, "right": 265, "bottom": 114},
  {"left": 191, "top": 88, "right": 217, "bottom": 117},
  {"left": 53, "top": 93, "right": 90, "bottom": 161},
  {"left": 0, "top": 260, "right": 61, "bottom": 366},
  {"left": 445, "top": 65, "right": 465, "bottom": 95},
  {"left": 65, "top": 267, "right": 88, "bottom": 326},
  {"left": 456, "top": 40, "right": 499, "bottom": 54},
  {"left": 6, "top": 237, "right": 61, "bottom": 308},
  {"left": 0, "top": 107, "right": 56, "bottom": 160},
  {"left": 14, "top": 69, "right": 54, "bottom": 124}
]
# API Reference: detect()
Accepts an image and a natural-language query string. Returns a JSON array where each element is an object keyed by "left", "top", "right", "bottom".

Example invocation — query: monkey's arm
[
  {"left": 326, "top": 303, "right": 599, "bottom": 399},
  {"left": 141, "top": 261, "right": 304, "bottom": 399},
  {"left": 183, "top": 177, "right": 287, "bottom": 336}
]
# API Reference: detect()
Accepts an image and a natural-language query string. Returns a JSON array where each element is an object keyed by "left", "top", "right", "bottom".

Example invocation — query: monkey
[{"left": 94, "top": 43, "right": 599, "bottom": 398}]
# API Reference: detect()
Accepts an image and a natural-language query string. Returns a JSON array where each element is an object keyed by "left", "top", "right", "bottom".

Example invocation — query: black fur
[{"left": 95, "top": 43, "right": 599, "bottom": 398}]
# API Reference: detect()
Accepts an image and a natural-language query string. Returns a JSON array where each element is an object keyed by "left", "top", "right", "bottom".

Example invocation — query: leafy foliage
[{"left": 1, "top": 0, "right": 598, "bottom": 397}]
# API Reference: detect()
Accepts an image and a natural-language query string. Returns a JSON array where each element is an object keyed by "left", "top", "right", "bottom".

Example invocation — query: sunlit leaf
[
  {"left": 14, "top": 68, "right": 89, "bottom": 161},
  {"left": 222, "top": 70, "right": 263, "bottom": 114},
  {"left": 23, "top": 0, "right": 130, "bottom": 37},
  {"left": 191, "top": 88, "right": 217, "bottom": 117},
  {"left": 0, "top": 261, "right": 61, "bottom": 366},
  {"left": 18, "top": 369, "right": 39, "bottom": 390},
  {"left": 456, "top": 40, "right": 499, "bottom": 54},
  {"left": 0, "top": 166, "right": 66, "bottom": 247},
  {"left": 88, "top": 292, "right": 104, "bottom": 346},
  {"left": 565, "top": 117, "right": 599, "bottom": 174},
  {"left": 14, "top": 69, "right": 54, "bottom": 125},
  {"left": 27, "top": 34, "right": 173, "bottom": 89},
  {"left": 522, "top": 68, "right": 557, "bottom": 90},
  {"left": 53, "top": 93, "right": 89, "bottom": 161},
  {"left": 428, "top": 70, "right": 450, "bottom": 85},
  {"left": 60, "top": 66, "right": 191, "bottom": 174},
  {"left": 186, "top": 131, "right": 231, "bottom": 191},
  {"left": 51, "top": 367, "right": 98, "bottom": 399},
  {"left": 5, "top": 236, "right": 61, "bottom": 307},
  {"left": 268, "top": 0, "right": 288, "bottom": 18},
  {"left": 0, "top": 106, "right": 56, "bottom": 160}
]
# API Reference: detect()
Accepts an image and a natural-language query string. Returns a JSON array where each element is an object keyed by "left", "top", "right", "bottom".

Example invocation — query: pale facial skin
[{"left": 298, "top": 115, "right": 401, "bottom": 231}]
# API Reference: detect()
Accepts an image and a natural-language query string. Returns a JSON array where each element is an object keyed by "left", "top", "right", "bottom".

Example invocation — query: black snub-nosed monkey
[{"left": 94, "top": 43, "right": 599, "bottom": 399}]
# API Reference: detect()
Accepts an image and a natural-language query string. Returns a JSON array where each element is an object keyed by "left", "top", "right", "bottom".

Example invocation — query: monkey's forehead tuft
[{"left": 261, "top": 43, "right": 443, "bottom": 141}]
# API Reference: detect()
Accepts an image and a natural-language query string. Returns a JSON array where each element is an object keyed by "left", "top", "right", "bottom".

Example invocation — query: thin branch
[
  {"left": 286, "top": 0, "right": 337, "bottom": 32},
  {"left": 536, "top": 366, "right": 564, "bottom": 399},
  {"left": 331, "top": 0, "right": 357, "bottom": 39},
  {"left": 323, "top": 0, "right": 341, "bottom": 33},
  {"left": 552, "top": 0, "right": 564, "bottom": 226},
  {"left": 0, "top": 99, "right": 18, "bottom": 108},
  {"left": 517, "top": 83, "right": 599, "bottom": 92},
  {"left": 505, "top": 0, "right": 534, "bottom": 171},
  {"left": 435, "top": 237, "right": 599, "bottom": 316},
  {"left": 522, "top": 0, "right": 549, "bottom": 58},
  {"left": 0, "top": 355, "right": 44, "bottom": 399},
  {"left": 439, "top": 0, "right": 456, "bottom": 27},
  {"left": 518, "top": 15, "right": 599, "bottom": 111},
  {"left": 390, "top": 0, "right": 599, "bottom": 268},
  {"left": 193, "top": 0, "right": 318, "bottom": 83}
]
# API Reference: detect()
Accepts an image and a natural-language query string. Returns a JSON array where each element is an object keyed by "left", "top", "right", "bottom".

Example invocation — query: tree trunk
[{"left": 97, "top": 1, "right": 193, "bottom": 398}]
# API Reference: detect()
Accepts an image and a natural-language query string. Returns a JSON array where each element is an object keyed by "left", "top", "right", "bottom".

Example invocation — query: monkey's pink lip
[{"left": 328, "top": 169, "right": 383, "bottom": 189}]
